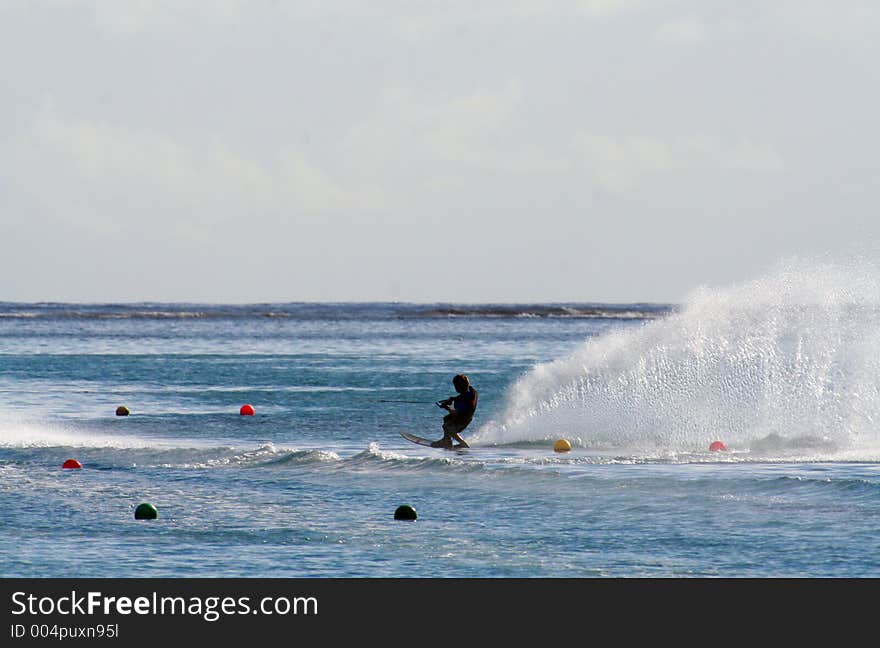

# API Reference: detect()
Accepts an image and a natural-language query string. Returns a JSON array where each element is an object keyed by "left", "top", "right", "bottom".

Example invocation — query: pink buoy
[
  {"left": 240, "top": 404, "right": 255, "bottom": 416},
  {"left": 709, "top": 440, "right": 727, "bottom": 452}
]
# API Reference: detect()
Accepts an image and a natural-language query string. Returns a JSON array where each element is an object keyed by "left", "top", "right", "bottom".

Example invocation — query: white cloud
[
  {"left": 16, "top": 0, "right": 644, "bottom": 37},
  {"left": 769, "top": 0, "right": 880, "bottom": 48},
  {"left": 573, "top": 132, "right": 785, "bottom": 193},
  {"left": 12, "top": 0, "right": 879, "bottom": 48},
  {"left": 576, "top": 0, "right": 639, "bottom": 16},
  {"left": 723, "top": 140, "right": 786, "bottom": 174},
  {"left": 653, "top": 16, "right": 708, "bottom": 46},
  {"left": 18, "top": 0, "right": 244, "bottom": 34},
  {"left": 572, "top": 133, "right": 675, "bottom": 193},
  {"left": 4, "top": 99, "right": 376, "bottom": 242},
  {"left": 344, "top": 80, "right": 566, "bottom": 179}
]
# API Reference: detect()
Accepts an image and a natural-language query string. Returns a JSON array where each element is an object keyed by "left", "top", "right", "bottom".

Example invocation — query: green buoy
[
  {"left": 116, "top": 406, "right": 130, "bottom": 416},
  {"left": 394, "top": 504, "right": 417, "bottom": 521},
  {"left": 134, "top": 503, "right": 158, "bottom": 520}
]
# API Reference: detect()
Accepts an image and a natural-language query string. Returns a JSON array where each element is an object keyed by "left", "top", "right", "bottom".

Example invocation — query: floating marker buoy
[
  {"left": 116, "top": 406, "right": 130, "bottom": 416},
  {"left": 709, "top": 440, "right": 727, "bottom": 452},
  {"left": 134, "top": 503, "right": 158, "bottom": 520},
  {"left": 62, "top": 459, "right": 82, "bottom": 470},
  {"left": 553, "top": 438, "right": 572, "bottom": 453},
  {"left": 394, "top": 504, "right": 417, "bottom": 521},
  {"left": 240, "top": 404, "right": 255, "bottom": 416}
]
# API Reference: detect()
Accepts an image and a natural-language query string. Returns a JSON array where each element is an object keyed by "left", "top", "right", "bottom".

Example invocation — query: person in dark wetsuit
[{"left": 431, "top": 374, "right": 477, "bottom": 449}]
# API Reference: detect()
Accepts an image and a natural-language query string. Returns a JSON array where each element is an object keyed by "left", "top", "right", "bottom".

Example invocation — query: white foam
[
  {"left": 0, "top": 417, "right": 184, "bottom": 449},
  {"left": 475, "top": 257, "right": 880, "bottom": 460}
]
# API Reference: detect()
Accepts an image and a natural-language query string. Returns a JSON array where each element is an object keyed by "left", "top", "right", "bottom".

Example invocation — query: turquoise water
[{"left": 2, "top": 264, "right": 880, "bottom": 577}]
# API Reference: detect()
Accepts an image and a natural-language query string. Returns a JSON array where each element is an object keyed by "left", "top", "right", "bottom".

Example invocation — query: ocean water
[{"left": 2, "top": 260, "right": 879, "bottom": 578}]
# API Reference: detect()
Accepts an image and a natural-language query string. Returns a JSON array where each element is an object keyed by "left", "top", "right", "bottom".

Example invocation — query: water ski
[{"left": 400, "top": 431, "right": 468, "bottom": 450}]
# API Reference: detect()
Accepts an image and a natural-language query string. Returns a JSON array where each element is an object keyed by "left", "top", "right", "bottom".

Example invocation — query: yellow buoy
[{"left": 553, "top": 438, "right": 572, "bottom": 453}]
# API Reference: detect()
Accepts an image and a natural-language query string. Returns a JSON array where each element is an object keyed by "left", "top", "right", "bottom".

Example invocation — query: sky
[{"left": 0, "top": 1, "right": 877, "bottom": 304}]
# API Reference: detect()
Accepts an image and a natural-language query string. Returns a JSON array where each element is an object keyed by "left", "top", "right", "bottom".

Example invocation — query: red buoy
[
  {"left": 240, "top": 404, "right": 255, "bottom": 416},
  {"left": 709, "top": 440, "right": 727, "bottom": 452},
  {"left": 62, "top": 459, "right": 82, "bottom": 469}
]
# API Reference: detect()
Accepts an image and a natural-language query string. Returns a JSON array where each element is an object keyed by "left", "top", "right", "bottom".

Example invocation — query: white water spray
[{"left": 476, "top": 258, "right": 880, "bottom": 458}]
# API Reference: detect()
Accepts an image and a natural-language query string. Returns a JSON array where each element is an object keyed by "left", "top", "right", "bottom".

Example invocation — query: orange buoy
[
  {"left": 553, "top": 438, "right": 572, "bottom": 453},
  {"left": 709, "top": 440, "right": 727, "bottom": 452},
  {"left": 240, "top": 404, "right": 255, "bottom": 416},
  {"left": 62, "top": 459, "right": 82, "bottom": 469}
]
